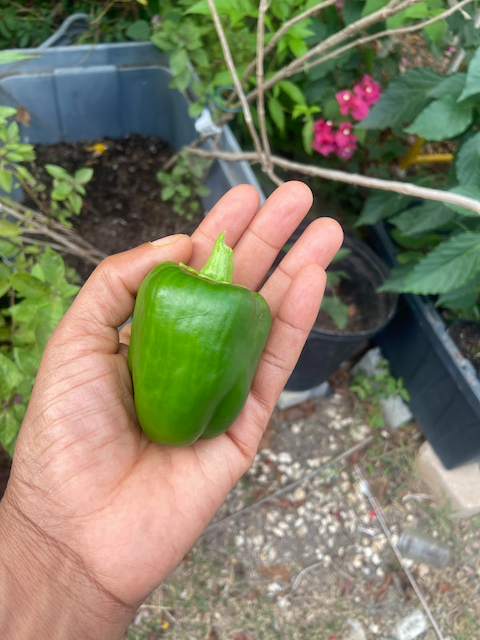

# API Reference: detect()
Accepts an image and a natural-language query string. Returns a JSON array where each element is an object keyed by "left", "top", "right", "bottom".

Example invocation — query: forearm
[{"left": 0, "top": 493, "right": 134, "bottom": 640}]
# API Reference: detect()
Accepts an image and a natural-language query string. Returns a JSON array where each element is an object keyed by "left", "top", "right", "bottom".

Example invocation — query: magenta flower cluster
[{"left": 312, "top": 75, "right": 381, "bottom": 161}]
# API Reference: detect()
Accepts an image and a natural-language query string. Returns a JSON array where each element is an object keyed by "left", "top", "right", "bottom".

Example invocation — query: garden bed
[{"left": 28, "top": 134, "right": 203, "bottom": 281}]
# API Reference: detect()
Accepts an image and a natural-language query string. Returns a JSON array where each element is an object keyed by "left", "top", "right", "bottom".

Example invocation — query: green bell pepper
[{"left": 128, "top": 232, "right": 272, "bottom": 446}]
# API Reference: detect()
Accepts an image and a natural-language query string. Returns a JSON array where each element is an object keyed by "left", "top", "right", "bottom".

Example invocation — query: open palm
[{"left": 3, "top": 183, "right": 342, "bottom": 618}]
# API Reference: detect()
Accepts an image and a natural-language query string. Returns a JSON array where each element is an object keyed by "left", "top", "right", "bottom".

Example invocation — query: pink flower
[
  {"left": 335, "top": 122, "right": 357, "bottom": 150},
  {"left": 336, "top": 145, "right": 356, "bottom": 160},
  {"left": 312, "top": 118, "right": 336, "bottom": 156},
  {"left": 335, "top": 89, "right": 370, "bottom": 121},
  {"left": 353, "top": 74, "right": 381, "bottom": 106},
  {"left": 335, "top": 0, "right": 344, "bottom": 7}
]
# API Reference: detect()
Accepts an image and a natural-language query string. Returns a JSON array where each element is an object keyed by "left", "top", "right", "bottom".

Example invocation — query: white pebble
[
  {"left": 327, "top": 538, "right": 335, "bottom": 549},
  {"left": 323, "top": 554, "right": 332, "bottom": 566},
  {"left": 363, "top": 547, "right": 373, "bottom": 559},
  {"left": 315, "top": 548, "right": 324, "bottom": 560},
  {"left": 338, "top": 546, "right": 345, "bottom": 558},
  {"left": 306, "top": 458, "right": 321, "bottom": 469},
  {"left": 296, "top": 525, "right": 308, "bottom": 538},
  {"left": 257, "top": 474, "right": 268, "bottom": 484},
  {"left": 369, "top": 623, "right": 380, "bottom": 635},
  {"left": 278, "top": 452, "right": 293, "bottom": 464},
  {"left": 273, "top": 527, "right": 284, "bottom": 538},
  {"left": 352, "top": 555, "right": 363, "bottom": 569},
  {"left": 294, "top": 487, "right": 306, "bottom": 501},
  {"left": 234, "top": 535, "right": 245, "bottom": 547},
  {"left": 291, "top": 423, "right": 302, "bottom": 434},
  {"left": 376, "top": 567, "right": 385, "bottom": 578},
  {"left": 267, "top": 511, "right": 279, "bottom": 524},
  {"left": 372, "top": 552, "right": 382, "bottom": 566},
  {"left": 294, "top": 517, "right": 304, "bottom": 528}
]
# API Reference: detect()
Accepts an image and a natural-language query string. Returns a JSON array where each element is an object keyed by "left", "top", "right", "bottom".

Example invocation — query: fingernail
[{"left": 151, "top": 234, "right": 185, "bottom": 247}]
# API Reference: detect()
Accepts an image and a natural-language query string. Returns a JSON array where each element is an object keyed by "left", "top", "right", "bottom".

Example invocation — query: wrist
[{"left": 0, "top": 490, "right": 134, "bottom": 640}]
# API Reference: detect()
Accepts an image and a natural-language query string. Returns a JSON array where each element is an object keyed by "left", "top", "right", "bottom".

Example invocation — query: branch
[
  {"left": 303, "top": 0, "right": 474, "bottom": 73},
  {"left": 207, "top": 0, "right": 266, "bottom": 166},
  {"left": 239, "top": 0, "right": 424, "bottom": 106},
  {"left": 187, "top": 148, "right": 480, "bottom": 216},
  {"left": 256, "top": 0, "right": 272, "bottom": 170},
  {"left": 241, "top": 0, "right": 339, "bottom": 85}
]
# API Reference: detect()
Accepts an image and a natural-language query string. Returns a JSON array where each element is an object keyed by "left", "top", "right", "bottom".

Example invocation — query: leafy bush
[{"left": 0, "top": 107, "right": 88, "bottom": 454}]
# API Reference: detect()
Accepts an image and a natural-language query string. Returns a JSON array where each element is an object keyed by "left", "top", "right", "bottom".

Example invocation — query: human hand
[{"left": 0, "top": 182, "right": 342, "bottom": 639}]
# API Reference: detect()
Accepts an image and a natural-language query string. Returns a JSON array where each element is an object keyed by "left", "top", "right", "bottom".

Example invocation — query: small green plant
[
  {"left": 350, "top": 357, "right": 410, "bottom": 428},
  {"left": 45, "top": 164, "right": 93, "bottom": 226},
  {"left": 156, "top": 151, "right": 212, "bottom": 220},
  {"left": 321, "top": 247, "right": 351, "bottom": 331}
]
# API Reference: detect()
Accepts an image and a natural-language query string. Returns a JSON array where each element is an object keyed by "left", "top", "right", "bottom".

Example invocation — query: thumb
[{"left": 56, "top": 234, "right": 193, "bottom": 355}]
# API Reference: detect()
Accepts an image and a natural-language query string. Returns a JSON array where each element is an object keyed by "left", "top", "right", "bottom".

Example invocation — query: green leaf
[
  {"left": 10, "top": 273, "right": 51, "bottom": 299},
  {"left": 267, "top": 96, "right": 286, "bottom": 134},
  {"left": 456, "top": 132, "right": 480, "bottom": 186},
  {"left": 331, "top": 248, "right": 352, "bottom": 263},
  {"left": 188, "top": 102, "right": 204, "bottom": 118},
  {"left": 0, "top": 168, "right": 13, "bottom": 193},
  {"left": 378, "top": 263, "right": 416, "bottom": 292},
  {"left": 0, "top": 106, "right": 17, "bottom": 121},
  {"left": 51, "top": 181, "right": 74, "bottom": 200},
  {"left": 197, "top": 185, "right": 211, "bottom": 197},
  {"left": 302, "top": 121, "right": 314, "bottom": 155},
  {"left": 0, "top": 405, "right": 21, "bottom": 453},
  {"left": 443, "top": 185, "right": 480, "bottom": 217},
  {"left": 355, "top": 190, "right": 414, "bottom": 226},
  {"left": 404, "top": 2, "right": 428, "bottom": 18},
  {"left": 0, "top": 353, "right": 23, "bottom": 397},
  {"left": 126, "top": 19, "right": 151, "bottom": 41},
  {"left": 320, "top": 295, "right": 349, "bottom": 330},
  {"left": 68, "top": 193, "right": 83, "bottom": 215},
  {"left": 458, "top": 47, "right": 480, "bottom": 102},
  {"left": 13, "top": 347, "right": 41, "bottom": 379},
  {"left": 41, "top": 248, "right": 66, "bottom": 289},
  {"left": 391, "top": 201, "right": 456, "bottom": 235},
  {"left": 424, "top": 18, "right": 447, "bottom": 44},
  {"left": 361, "top": 68, "right": 443, "bottom": 130},
  {"left": 361, "top": 0, "right": 389, "bottom": 17},
  {"left": 288, "top": 36, "right": 308, "bottom": 58},
  {"left": 74, "top": 167, "right": 93, "bottom": 184},
  {"left": 427, "top": 73, "right": 466, "bottom": 100},
  {"left": 45, "top": 164, "right": 69, "bottom": 180},
  {"left": 0, "top": 221, "right": 21, "bottom": 237},
  {"left": 405, "top": 98, "right": 473, "bottom": 141},
  {"left": 0, "top": 52, "right": 35, "bottom": 64},
  {"left": 170, "top": 48, "right": 189, "bottom": 76},
  {"left": 436, "top": 279, "right": 480, "bottom": 310},
  {"left": 161, "top": 186, "right": 175, "bottom": 201},
  {"left": 278, "top": 80, "right": 305, "bottom": 105},
  {"left": 172, "top": 66, "right": 191, "bottom": 92},
  {"left": 402, "top": 232, "right": 480, "bottom": 294}
]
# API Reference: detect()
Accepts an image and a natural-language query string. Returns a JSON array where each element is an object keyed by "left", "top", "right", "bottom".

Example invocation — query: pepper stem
[{"left": 199, "top": 231, "right": 234, "bottom": 283}]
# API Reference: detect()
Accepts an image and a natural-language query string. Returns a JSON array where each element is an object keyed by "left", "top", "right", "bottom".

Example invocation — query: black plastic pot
[
  {"left": 285, "top": 233, "right": 398, "bottom": 391},
  {"left": 369, "top": 223, "right": 480, "bottom": 470}
]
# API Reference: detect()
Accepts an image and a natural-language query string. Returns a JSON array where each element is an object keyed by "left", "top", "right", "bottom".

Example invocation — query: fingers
[
  {"left": 232, "top": 181, "right": 314, "bottom": 289},
  {"left": 261, "top": 217, "right": 344, "bottom": 317},
  {"left": 56, "top": 234, "right": 193, "bottom": 355},
  {"left": 227, "top": 263, "right": 326, "bottom": 453},
  {"left": 190, "top": 184, "right": 261, "bottom": 270}
]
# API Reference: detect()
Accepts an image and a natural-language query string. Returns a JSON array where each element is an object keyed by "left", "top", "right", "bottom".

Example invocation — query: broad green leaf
[
  {"left": 288, "top": 36, "right": 308, "bottom": 58},
  {"left": 0, "top": 52, "right": 35, "bottom": 64},
  {"left": 320, "top": 295, "right": 349, "bottom": 330},
  {"left": 0, "top": 405, "right": 21, "bottom": 453},
  {"left": 402, "top": 232, "right": 480, "bottom": 294},
  {"left": 10, "top": 273, "right": 51, "bottom": 299},
  {"left": 361, "top": 0, "right": 389, "bottom": 17},
  {"left": 302, "top": 121, "right": 314, "bottom": 155},
  {"left": 51, "top": 181, "right": 73, "bottom": 200},
  {"left": 404, "top": 2, "right": 428, "bottom": 18},
  {"left": 444, "top": 185, "right": 480, "bottom": 217},
  {"left": 0, "top": 106, "right": 17, "bottom": 120},
  {"left": 31, "top": 263, "right": 45, "bottom": 282},
  {"left": 458, "top": 46, "right": 480, "bottom": 102},
  {"left": 427, "top": 73, "right": 466, "bottom": 100},
  {"left": 331, "top": 248, "right": 352, "bottom": 263},
  {"left": 405, "top": 98, "right": 473, "bottom": 141},
  {"left": 391, "top": 201, "right": 456, "bottom": 235},
  {"left": 436, "top": 278, "right": 480, "bottom": 310},
  {"left": 278, "top": 80, "right": 305, "bottom": 105},
  {"left": 0, "top": 353, "right": 23, "bottom": 397},
  {"left": 126, "top": 19, "right": 151, "bottom": 41},
  {"left": 74, "top": 167, "right": 94, "bottom": 184},
  {"left": 172, "top": 66, "right": 191, "bottom": 92},
  {"left": 36, "top": 298, "right": 65, "bottom": 348},
  {"left": 456, "top": 132, "right": 480, "bottom": 186},
  {"left": 377, "top": 263, "right": 417, "bottom": 292},
  {"left": 267, "top": 97, "right": 286, "bottom": 134},
  {"left": 170, "top": 48, "right": 189, "bottom": 76},
  {"left": 13, "top": 347, "right": 41, "bottom": 379},
  {"left": 0, "top": 221, "right": 21, "bottom": 237},
  {"left": 424, "top": 18, "right": 447, "bottom": 44},
  {"left": 45, "top": 164, "right": 69, "bottom": 180},
  {"left": 355, "top": 190, "right": 414, "bottom": 226},
  {"left": 41, "top": 248, "right": 66, "bottom": 289},
  {"left": 361, "top": 68, "right": 442, "bottom": 130},
  {"left": 68, "top": 193, "right": 83, "bottom": 215},
  {"left": 161, "top": 186, "right": 175, "bottom": 201},
  {"left": 0, "top": 168, "right": 13, "bottom": 193}
]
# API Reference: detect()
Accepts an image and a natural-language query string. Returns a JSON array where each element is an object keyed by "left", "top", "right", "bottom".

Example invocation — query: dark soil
[
  {"left": 0, "top": 446, "right": 11, "bottom": 500},
  {"left": 28, "top": 134, "right": 203, "bottom": 282},
  {"left": 447, "top": 322, "right": 480, "bottom": 375}
]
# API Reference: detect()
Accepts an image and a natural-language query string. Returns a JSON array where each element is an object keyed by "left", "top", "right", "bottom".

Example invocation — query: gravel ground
[{"left": 125, "top": 371, "right": 480, "bottom": 640}]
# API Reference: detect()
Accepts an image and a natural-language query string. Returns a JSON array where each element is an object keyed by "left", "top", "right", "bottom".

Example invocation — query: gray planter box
[{"left": 0, "top": 40, "right": 264, "bottom": 211}]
